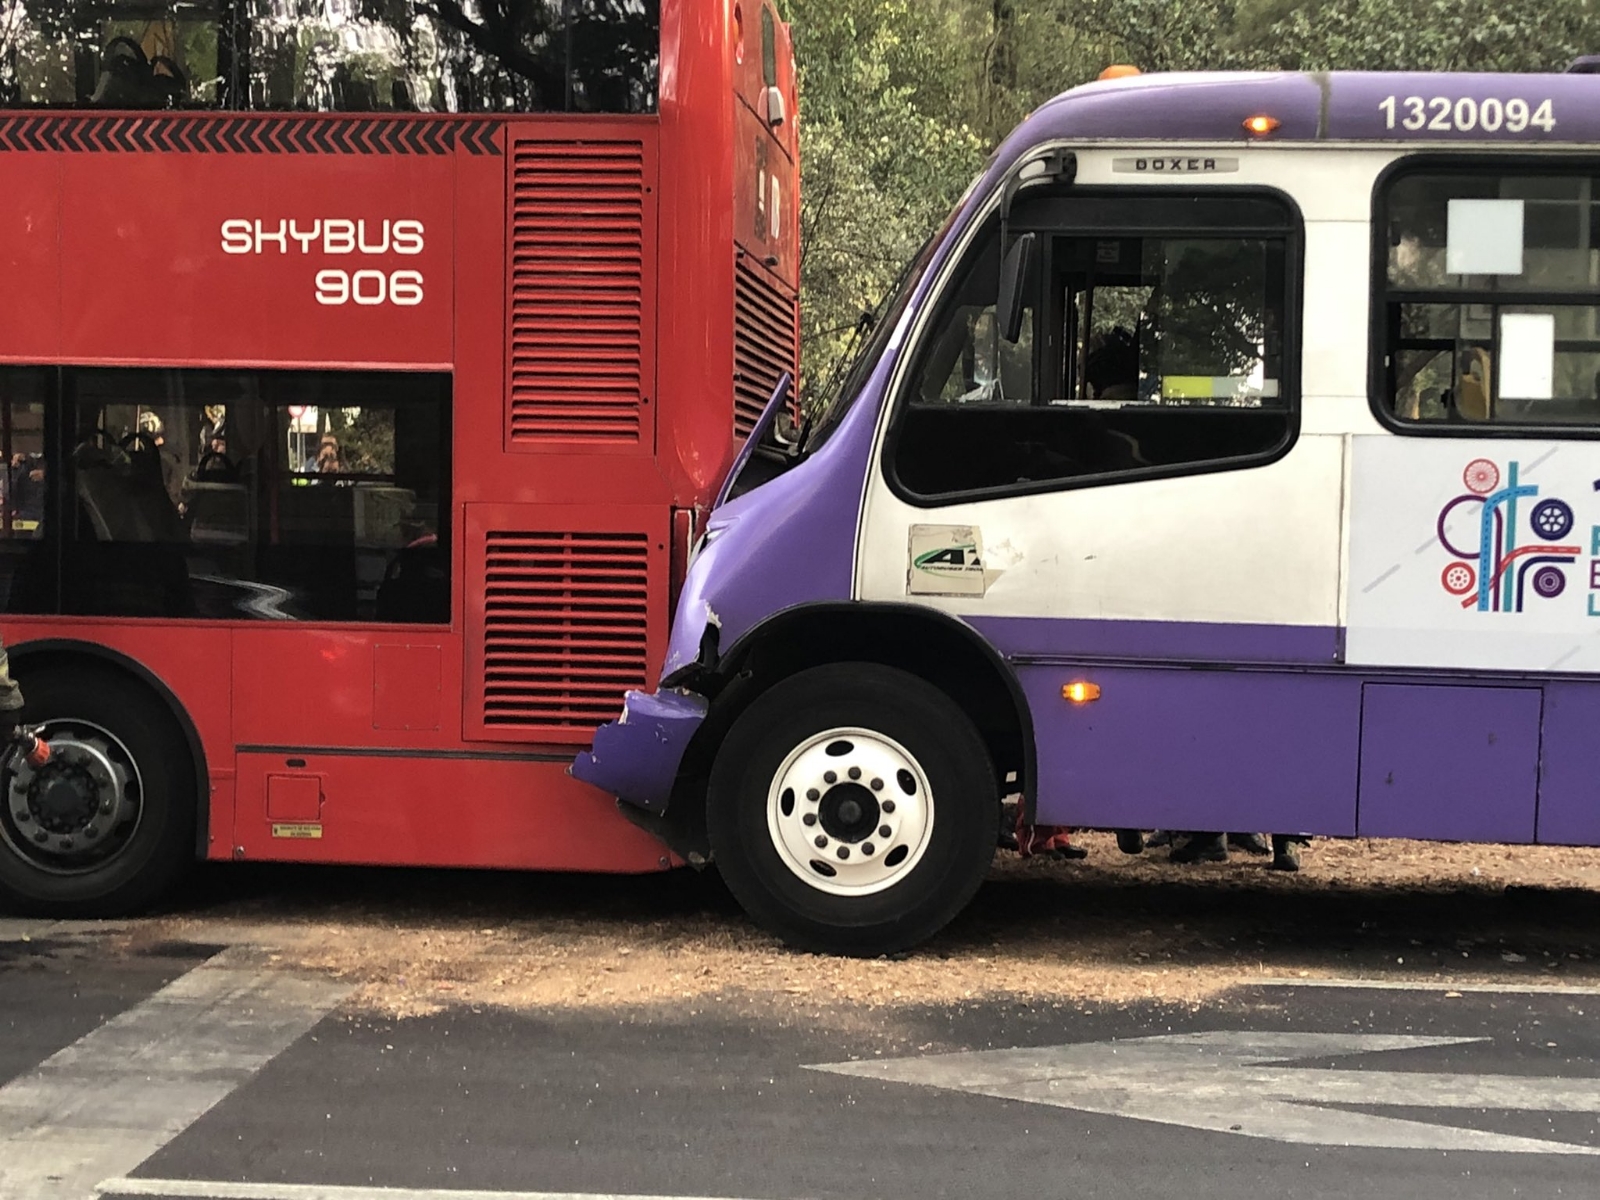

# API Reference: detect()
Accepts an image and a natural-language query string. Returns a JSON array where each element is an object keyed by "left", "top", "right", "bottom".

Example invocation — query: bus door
[
  {"left": 1347, "top": 158, "right": 1600, "bottom": 847},
  {"left": 857, "top": 185, "right": 1354, "bottom": 837}
]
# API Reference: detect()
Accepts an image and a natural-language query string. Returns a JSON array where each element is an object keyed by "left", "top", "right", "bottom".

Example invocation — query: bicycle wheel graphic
[
  {"left": 1441, "top": 562, "right": 1477, "bottom": 596},
  {"left": 1464, "top": 458, "right": 1500, "bottom": 495},
  {"left": 1531, "top": 499, "right": 1573, "bottom": 541},
  {"left": 1533, "top": 565, "right": 1567, "bottom": 599}
]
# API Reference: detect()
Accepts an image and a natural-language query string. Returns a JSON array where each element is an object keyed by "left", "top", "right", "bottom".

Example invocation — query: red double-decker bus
[{"left": 0, "top": 0, "right": 799, "bottom": 915}]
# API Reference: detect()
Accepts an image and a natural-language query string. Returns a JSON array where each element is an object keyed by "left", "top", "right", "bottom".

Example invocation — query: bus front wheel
[
  {"left": 707, "top": 663, "right": 997, "bottom": 956},
  {"left": 0, "top": 666, "right": 196, "bottom": 917}
]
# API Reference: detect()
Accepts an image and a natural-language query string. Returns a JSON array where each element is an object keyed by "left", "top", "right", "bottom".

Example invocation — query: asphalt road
[{"left": 3, "top": 913, "right": 1598, "bottom": 1200}]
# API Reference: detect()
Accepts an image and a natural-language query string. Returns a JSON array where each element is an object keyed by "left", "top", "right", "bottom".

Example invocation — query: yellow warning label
[{"left": 271, "top": 823, "right": 323, "bottom": 839}]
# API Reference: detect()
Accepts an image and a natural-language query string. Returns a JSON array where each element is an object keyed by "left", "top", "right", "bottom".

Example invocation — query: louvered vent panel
[
  {"left": 509, "top": 139, "right": 651, "bottom": 444},
  {"left": 480, "top": 531, "right": 651, "bottom": 732},
  {"left": 734, "top": 256, "right": 798, "bottom": 437}
]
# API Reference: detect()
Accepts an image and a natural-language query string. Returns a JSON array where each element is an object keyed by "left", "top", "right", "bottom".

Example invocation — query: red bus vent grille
[
  {"left": 508, "top": 135, "right": 657, "bottom": 447},
  {"left": 480, "top": 531, "right": 651, "bottom": 732},
  {"left": 734, "top": 256, "right": 798, "bottom": 438}
]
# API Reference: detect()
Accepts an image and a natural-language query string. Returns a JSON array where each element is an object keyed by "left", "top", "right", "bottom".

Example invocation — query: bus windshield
[
  {"left": 0, "top": 0, "right": 660, "bottom": 113},
  {"left": 802, "top": 223, "right": 948, "bottom": 457}
]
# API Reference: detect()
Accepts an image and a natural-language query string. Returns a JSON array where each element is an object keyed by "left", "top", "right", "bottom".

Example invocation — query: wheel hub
[
  {"left": 31, "top": 766, "right": 100, "bottom": 834},
  {"left": 2, "top": 721, "right": 141, "bottom": 873},
  {"left": 819, "top": 783, "right": 879, "bottom": 843},
  {"left": 766, "top": 726, "right": 935, "bottom": 897}
]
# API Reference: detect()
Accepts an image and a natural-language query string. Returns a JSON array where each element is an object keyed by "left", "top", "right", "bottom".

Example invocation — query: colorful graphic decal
[{"left": 1437, "top": 458, "right": 1580, "bottom": 613}]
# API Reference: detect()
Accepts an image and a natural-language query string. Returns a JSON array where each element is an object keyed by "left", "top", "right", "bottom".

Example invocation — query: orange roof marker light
[
  {"left": 1244, "top": 113, "right": 1281, "bottom": 136},
  {"left": 1099, "top": 65, "right": 1142, "bottom": 81}
]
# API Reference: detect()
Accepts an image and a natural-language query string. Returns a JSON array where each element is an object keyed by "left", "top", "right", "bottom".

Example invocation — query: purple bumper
[{"left": 570, "top": 688, "right": 709, "bottom": 814}]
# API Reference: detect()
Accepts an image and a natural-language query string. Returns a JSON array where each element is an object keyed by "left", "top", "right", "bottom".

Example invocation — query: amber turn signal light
[
  {"left": 1099, "top": 65, "right": 1142, "bottom": 81},
  {"left": 1062, "top": 681, "right": 1102, "bottom": 704},
  {"left": 1243, "top": 114, "right": 1281, "bottom": 136}
]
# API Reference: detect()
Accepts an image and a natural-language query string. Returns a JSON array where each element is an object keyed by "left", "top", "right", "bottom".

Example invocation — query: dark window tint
[
  {"left": 760, "top": 5, "right": 777, "bottom": 87},
  {"left": 0, "top": 366, "right": 449, "bottom": 623},
  {"left": 893, "top": 194, "right": 1296, "bottom": 501},
  {"left": 1379, "top": 164, "right": 1600, "bottom": 428},
  {"left": 0, "top": 372, "right": 52, "bottom": 613},
  {"left": 0, "top": 0, "right": 659, "bottom": 114}
]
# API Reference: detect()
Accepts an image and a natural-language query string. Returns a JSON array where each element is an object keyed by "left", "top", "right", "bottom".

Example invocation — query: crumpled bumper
[{"left": 570, "top": 689, "right": 710, "bottom": 815}]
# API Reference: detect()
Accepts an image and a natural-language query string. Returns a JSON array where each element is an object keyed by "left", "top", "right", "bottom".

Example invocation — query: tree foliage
[{"left": 792, "top": 0, "right": 1600, "bottom": 405}]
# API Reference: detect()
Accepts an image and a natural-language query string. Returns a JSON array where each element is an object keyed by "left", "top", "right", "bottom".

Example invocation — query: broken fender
[{"left": 570, "top": 689, "right": 710, "bottom": 814}]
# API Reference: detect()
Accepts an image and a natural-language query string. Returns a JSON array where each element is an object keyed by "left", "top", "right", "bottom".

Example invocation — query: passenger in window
[
  {"left": 6, "top": 454, "right": 44, "bottom": 530},
  {"left": 1084, "top": 327, "right": 1139, "bottom": 400},
  {"left": 306, "top": 435, "right": 343, "bottom": 475},
  {"left": 1453, "top": 347, "right": 1491, "bottom": 421},
  {"left": 136, "top": 412, "right": 185, "bottom": 508}
]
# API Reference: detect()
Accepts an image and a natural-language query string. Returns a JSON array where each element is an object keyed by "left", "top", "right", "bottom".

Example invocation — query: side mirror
[
  {"left": 996, "top": 232, "right": 1036, "bottom": 344},
  {"left": 764, "top": 84, "right": 786, "bottom": 126}
]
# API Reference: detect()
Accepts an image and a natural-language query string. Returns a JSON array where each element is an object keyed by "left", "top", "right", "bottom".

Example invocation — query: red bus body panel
[{"left": 0, "top": 0, "right": 799, "bottom": 876}]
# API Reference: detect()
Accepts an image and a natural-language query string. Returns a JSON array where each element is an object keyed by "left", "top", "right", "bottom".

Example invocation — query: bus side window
[
  {"left": 891, "top": 194, "right": 1298, "bottom": 501},
  {"left": 761, "top": 7, "right": 779, "bottom": 87},
  {"left": 1379, "top": 165, "right": 1600, "bottom": 429}
]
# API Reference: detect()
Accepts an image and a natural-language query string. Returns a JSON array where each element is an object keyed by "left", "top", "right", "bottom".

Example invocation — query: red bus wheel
[
  {"left": 0, "top": 667, "right": 195, "bottom": 917},
  {"left": 707, "top": 663, "right": 997, "bottom": 956}
]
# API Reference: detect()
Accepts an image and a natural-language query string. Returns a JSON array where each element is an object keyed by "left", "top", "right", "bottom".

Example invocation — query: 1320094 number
[{"left": 1379, "top": 95, "right": 1556, "bottom": 134}]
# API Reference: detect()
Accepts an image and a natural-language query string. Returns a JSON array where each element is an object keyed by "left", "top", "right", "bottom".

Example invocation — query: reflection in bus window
[
  {"left": 896, "top": 202, "right": 1294, "bottom": 499},
  {"left": 1381, "top": 166, "right": 1600, "bottom": 427},
  {"left": 0, "top": 0, "right": 660, "bottom": 114},
  {"left": 0, "top": 366, "right": 451, "bottom": 623}
]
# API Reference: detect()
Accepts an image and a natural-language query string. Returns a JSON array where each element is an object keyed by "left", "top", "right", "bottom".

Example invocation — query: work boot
[
  {"left": 1115, "top": 829, "right": 1146, "bottom": 855},
  {"left": 1170, "top": 832, "right": 1227, "bottom": 864},
  {"left": 1269, "top": 834, "right": 1302, "bottom": 872},
  {"left": 1228, "top": 833, "right": 1271, "bottom": 856}
]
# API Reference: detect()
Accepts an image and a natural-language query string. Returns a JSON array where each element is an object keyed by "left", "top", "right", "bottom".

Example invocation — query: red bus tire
[
  {"left": 0, "top": 667, "right": 196, "bottom": 917},
  {"left": 707, "top": 663, "right": 997, "bottom": 956}
]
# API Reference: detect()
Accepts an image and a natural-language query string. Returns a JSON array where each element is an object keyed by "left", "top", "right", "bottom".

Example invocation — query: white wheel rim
[{"left": 765, "top": 726, "right": 934, "bottom": 896}]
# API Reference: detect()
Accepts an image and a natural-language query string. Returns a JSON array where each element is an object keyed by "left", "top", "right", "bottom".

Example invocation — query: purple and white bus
[{"left": 576, "top": 62, "right": 1600, "bottom": 955}]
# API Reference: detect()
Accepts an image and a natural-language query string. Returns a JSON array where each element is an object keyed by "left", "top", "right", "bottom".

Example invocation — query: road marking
[
  {"left": 99, "top": 1182, "right": 766, "bottom": 1200},
  {"left": 1254, "top": 977, "right": 1600, "bottom": 995},
  {"left": 0, "top": 950, "right": 350, "bottom": 1200},
  {"left": 810, "top": 1031, "right": 1600, "bottom": 1155}
]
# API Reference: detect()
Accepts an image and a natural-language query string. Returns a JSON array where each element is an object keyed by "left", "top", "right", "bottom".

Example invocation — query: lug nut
[
  {"left": 870, "top": 778, "right": 884, "bottom": 791},
  {"left": 806, "top": 788, "right": 820, "bottom": 802},
  {"left": 802, "top": 813, "right": 817, "bottom": 826},
  {"left": 33, "top": 831, "right": 46, "bottom": 844},
  {"left": 882, "top": 800, "right": 896, "bottom": 814},
  {"left": 84, "top": 827, "right": 98, "bottom": 840},
  {"left": 862, "top": 843, "right": 875, "bottom": 856},
  {"left": 13, "top": 811, "right": 28, "bottom": 823},
  {"left": 101, "top": 801, "right": 114, "bottom": 813},
  {"left": 824, "top": 770, "right": 837, "bottom": 784},
  {"left": 837, "top": 846, "right": 850, "bottom": 860},
  {"left": 814, "top": 835, "right": 828, "bottom": 849},
  {"left": 879, "top": 825, "right": 892, "bottom": 838},
  {"left": 848, "top": 766, "right": 861, "bottom": 780}
]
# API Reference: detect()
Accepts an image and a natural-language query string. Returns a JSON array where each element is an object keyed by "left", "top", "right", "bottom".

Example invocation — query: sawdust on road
[{"left": 123, "top": 834, "right": 1600, "bottom": 1019}]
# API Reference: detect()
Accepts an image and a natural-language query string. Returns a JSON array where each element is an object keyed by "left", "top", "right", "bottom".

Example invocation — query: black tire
[
  {"left": 0, "top": 665, "right": 196, "bottom": 916},
  {"left": 707, "top": 663, "right": 997, "bottom": 956}
]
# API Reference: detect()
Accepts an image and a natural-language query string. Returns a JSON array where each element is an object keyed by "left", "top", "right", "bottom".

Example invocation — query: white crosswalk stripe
[{"left": 0, "top": 950, "right": 350, "bottom": 1200}]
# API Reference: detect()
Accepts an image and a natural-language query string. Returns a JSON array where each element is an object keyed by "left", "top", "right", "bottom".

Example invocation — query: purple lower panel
[
  {"left": 1536, "top": 682, "right": 1600, "bottom": 846},
  {"left": 1357, "top": 684, "right": 1540, "bottom": 844},
  {"left": 570, "top": 689, "right": 709, "bottom": 815},
  {"left": 969, "top": 615, "right": 1340, "bottom": 666},
  {"left": 1022, "top": 666, "right": 1360, "bottom": 836}
]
